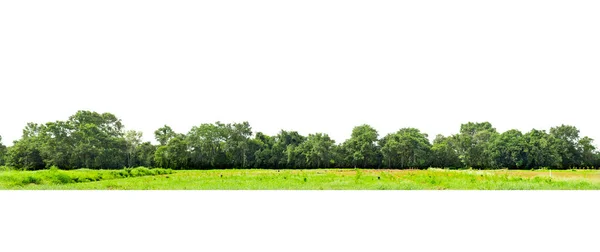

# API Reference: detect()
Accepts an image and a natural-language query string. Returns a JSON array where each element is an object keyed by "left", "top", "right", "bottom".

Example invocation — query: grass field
[{"left": 1, "top": 167, "right": 600, "bottom": 190}]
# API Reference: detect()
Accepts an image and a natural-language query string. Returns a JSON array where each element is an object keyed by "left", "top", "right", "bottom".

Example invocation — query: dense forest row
[{"left": 0, "top": 110, "right": 599, "bottom": 170}]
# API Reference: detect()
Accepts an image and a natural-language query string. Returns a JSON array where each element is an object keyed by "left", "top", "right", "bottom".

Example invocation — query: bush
[
  {"left": 53, "top": 173, "right": 72, "bottom": 184},
  {"left": 21, "top": 175, "right": 42, "bottom": 185},
  {"left": 130, "top": 167, "right": 152, "bottom": 177},
  {"left": 0, "top": 166, "right": 13, "bottom": 171}
]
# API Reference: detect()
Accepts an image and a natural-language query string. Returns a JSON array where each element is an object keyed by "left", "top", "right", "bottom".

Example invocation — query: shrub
[
  {"left": 130, "top": 167, "right": 152, "bottom": 177},
  {"left": 53, "top": 173, "right": 72, "bottom": 184},
  {"left": 21, "top": 175, "right": 42, "bottom": 185}
]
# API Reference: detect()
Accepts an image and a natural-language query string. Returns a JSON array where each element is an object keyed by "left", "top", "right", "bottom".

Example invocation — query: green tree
[
  {"left": 295, "top": 133, "right": 335, "bottom": 168},
  {"left": 125, "top": 130, "right": 143, "bottom": 167},
  {"left": 6, "top": 139, "right": 45, "bottom": 170},
  {"left": 550, "top": 125, "right": 582, "bottom": 168},
  {"left": 37, "top": 121, "right": 74, "bottom": 169},
  {"left": 430, "top": 135, "right": 461, "bottom": 168},
  {"left": 272, "top": 130, "right": 306, "bottom": 168},
  {"left": 186, "top": 122, "right": 228, "bottom": 168},
  {"left": 454, "top": 122, "right": 498, "bottom": 168},
  {"left": 155, "top": 125, "right": 176, "bottom": 146},
  {"left": 0, "top": 135, "right": 6, "bottom": 166},
  {"left": 380, "top": 128, "right": 431, "bottom": 168},
  {"left": 251, "top": 132, "right": 275, "bottom": 168},
  {"left": 6, "top": 123, "right": 45, "bottom": 169},
  {"left": 68, "top": 111, "right": 127, "bottom": 169},
  {"left": 136, "top": 142, "right": 157, "bottom": 167},
  {"left": 153, "top": 136, "right": 189, "bottom": 169},
  {"left": 342, "top": 124, "right": 380, "bottom": 168},
  {"left": 224, "top": 122, "right": 252, "bottom": 168},
  {"left": 489, "top": 129, "right": 527, "bottom": 169},
  {"left": 578, "top": 136, "right": 596, "bottom": 167},
  {"left": 523, "top": 129, "right": 562, "bottom": 168}
]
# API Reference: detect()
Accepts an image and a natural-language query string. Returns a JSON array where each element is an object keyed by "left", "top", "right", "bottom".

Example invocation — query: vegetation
[
  {"left": 0, "top": 167, "right": 172, "bottom": 188},
  {"left": 1, "top": 110, "right": 599, "bottom": 170},
  {"left": 2, "top": 168, "right": 599, "bottom": 190}
]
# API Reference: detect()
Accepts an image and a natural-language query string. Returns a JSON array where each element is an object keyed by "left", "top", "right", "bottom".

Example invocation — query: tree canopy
[{"left": 2, "top": 111, "right": 599, "bottom": 170}]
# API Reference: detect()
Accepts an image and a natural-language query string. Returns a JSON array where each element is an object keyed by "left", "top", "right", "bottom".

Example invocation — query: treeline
[{"left": 1, "top": 111, "right": 599, "bottom": 170}]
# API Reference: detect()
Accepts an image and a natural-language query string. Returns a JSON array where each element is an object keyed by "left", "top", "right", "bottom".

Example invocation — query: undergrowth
[{"left": 0, "top": 167, "right": 173, "bottom": 188}]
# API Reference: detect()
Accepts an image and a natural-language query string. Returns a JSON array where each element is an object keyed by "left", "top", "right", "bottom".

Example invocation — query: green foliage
[
  {"left": 295, "top": 133, "right": 336, "bottom": 168},
  {"left": 489, "top": 129, "right": 527, "bottom": 169},
  {"left": 4, "top": 111, "right": 600, "bottom": 170},
  {"left": 380, "top": 128, "right": 431, "bottom": 168},
  {"left": 4, "top": 169, "right": 600, "bottom": 190},
  {"left": 430, "top": 135, "right": 462, "bottom": 168},
  {"left": 342, "top": 125, "right": 380, "bottom": 168},
  {"left": 453, "top": 122, "right": 498, "bottom": 168},
  {"left": 0, "top": 135, "right": 6, "bottom": 166},
  {"left": 0, "top": 167, "right": 173, "bottom": 188},
  {"left": 523, "top": 129, "right": 562, "bottom": 169}
]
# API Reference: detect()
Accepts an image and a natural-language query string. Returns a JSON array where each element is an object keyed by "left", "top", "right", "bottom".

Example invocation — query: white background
[
  {"left": 1, "top": 0, "right": 599, "bottom": 145},
  {"left": 1, "top": 191, "right": 599, "bottom": 252},
  {"left": 1, "top": 1, "right": 599, "bottom": 251}
]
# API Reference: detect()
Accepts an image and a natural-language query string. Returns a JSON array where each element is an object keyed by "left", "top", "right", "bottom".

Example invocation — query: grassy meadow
[{"left": 1, "top": 167, "right": 600, "bottom": 190}]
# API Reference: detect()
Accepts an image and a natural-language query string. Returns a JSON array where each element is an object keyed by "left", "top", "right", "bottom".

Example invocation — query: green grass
[
  {"left": 0, "top": 167, "right": 173, "bottom": 189},
  {"left": 1, "top": 168, "right": 600, "bottom": 190}
]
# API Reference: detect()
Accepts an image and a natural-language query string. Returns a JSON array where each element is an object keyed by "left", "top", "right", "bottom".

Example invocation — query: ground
[{"left": 1, "top": 168, "right": 600, "bottom": 190}]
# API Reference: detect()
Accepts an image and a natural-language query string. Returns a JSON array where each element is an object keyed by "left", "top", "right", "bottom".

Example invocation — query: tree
[
  {"left": 550, "top": 125, "right": 582, "bottom": 168},
  {"left": 342, "top": 124, "right": 380, "bottom": 168},
  {"left": 578, "top": 136, "right": 596, "bottom": 167},
  {"left": 37, "top": 121, "right": 74, "bottom": 169},
  {"left": 136, "top": 142, "right": 157, "bottom": 167},
  {"left": 153, "top": 136, "right": 189, "bottom": 169},
  {"left": 0, "top": 135, "right": 7, "bottom": 166},
  {"left": 186, "top": 122, "right": 228, "bottom": 168},
  {"left": 6, "top": 139, "right": 45, "bottom": 170},
  {"left": 272, "top": 130, "right": 306, "bottom": 168},
  {"left": 155, "top": 125, "right": 176, "bottom": 146},
  {"left": 224, "top": 122, "right": 252, "bottom": 168},
  {"left": 489, "top": 129, "right": 527, "bottom": 169},
  {"left": 251, "top": 132, "right": 275, "bottom": 168},
  {"left": 523, "top": 129, "right": 562, "bottom": 169},
  {"left": 454, "top": 122, "right": 498, "bottom": 168},
  {"left": 68, "top": 111, "right": 127, "bottom": 169},
  {"left": 380, "top": 128, "right": 431, "bottom": 168},
  {"left": 430, "top": 135, "right": 461, "bottom": 168},
  {"left": 295, "top": 133, "right": 335, "bottom": 168},
  {"left": 125, "top": 130, "right": 143, "bottom": 167},
  {"left": 165, "top": 136, "right": 189, "bottom": 169}
]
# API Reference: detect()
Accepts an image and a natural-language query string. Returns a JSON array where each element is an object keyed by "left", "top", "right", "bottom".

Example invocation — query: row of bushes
[{"left": 0, "top": 167, "right": 174, "bottom": 187}]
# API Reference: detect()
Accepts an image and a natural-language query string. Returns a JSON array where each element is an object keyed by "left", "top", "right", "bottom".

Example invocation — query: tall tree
[
  {"left": 68, "top": 111, "right": 127, "bottom": 169},
  {"left": 578, "top": 136, "right": 596, "bottom": 167},
  {"left": 6, "top": 125, "right": 45, "bottom": 170},
  {"left": 125, "top": 130, "right": 143, "bottom": 167},
  {"left": 251, "top": 132, "right": 275, "bottom": 168},
  {"left": 454, "top": 122, "right": 498, "bottom": 168},
  {"left": 523, "top": 129, "right": 562, "bottom": 168},
  {"left": 154, "top": 136, "right": 189, "bottom": 169},
  {"left": 272, "top": 130, "right": 306, "bottom": 168},
  {"left": 136, "top": 142, "right": 157, "bottom": 167},
  {"left": 380, "top": 128, "right": 431, "bottom": 168},
  {"left": 430, "top": 135, "right": 462, "bottom": 168},
  {"left": 37, "top": 121, "right": 73, "bottom": 168},
  {"left": 155, "top": 125, "right": 176, "bottom": 146},
  {"left": 489, "top": 129, "right": 527, "bottom": 169},
  {"left": 186, "top": 122, "right": 228, "bottom": 168},
  {"left": 0, "top": 135, "right": 7, "bottom": 166},
  {"left": 224, "top": 122, "right": 252, "bottom": 168},
  {"left": 342, "top": 124, "right": 380, "bottom": 168},
  {"left": 295, "top": 133, "right": 335, "bottom": 168},
  {"left": 550, "top": 125, "right": 582, "bottom": 168}
]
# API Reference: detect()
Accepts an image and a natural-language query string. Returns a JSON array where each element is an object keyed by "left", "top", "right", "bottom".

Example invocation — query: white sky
[{"left": 1, "top": 0, "right": 599, "bottom": 146}]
